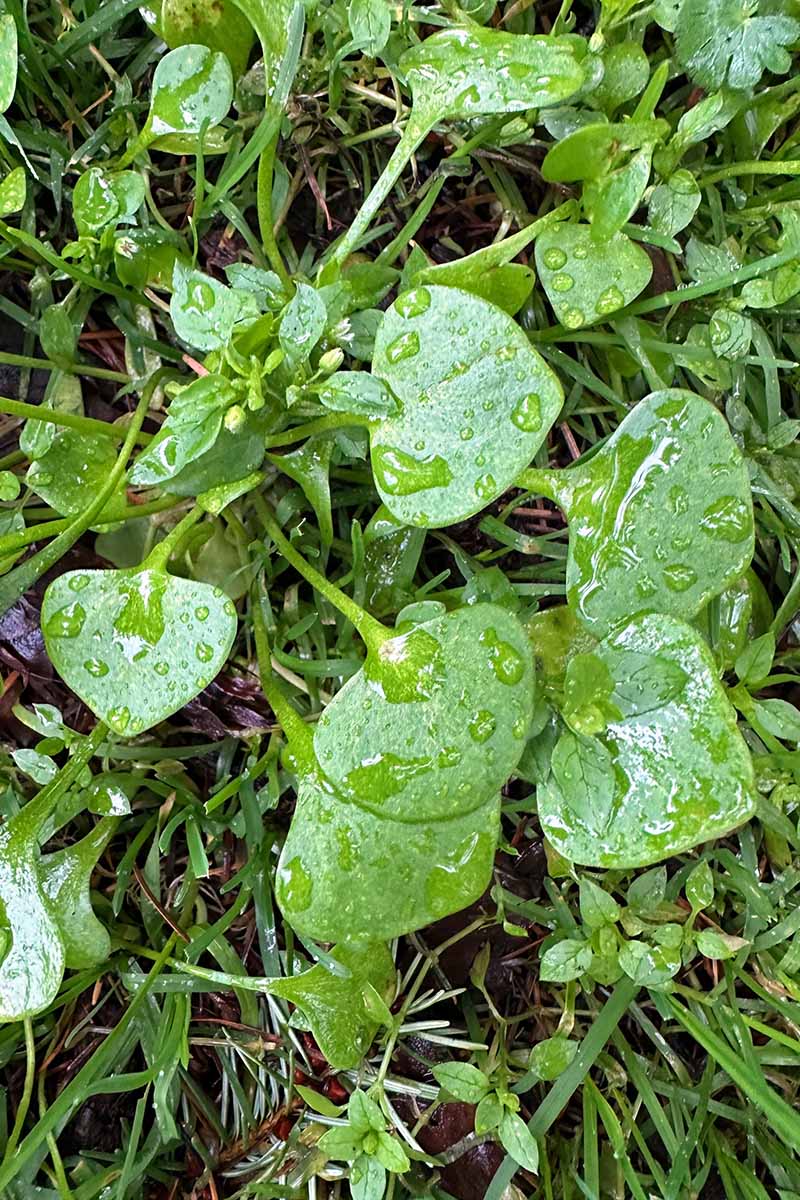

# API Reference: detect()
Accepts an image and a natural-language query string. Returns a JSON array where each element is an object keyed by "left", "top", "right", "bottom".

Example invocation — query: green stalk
[
  {"left": 12, "top": 723, "right": 108, "bottom": 841},
  {"left": 141, "top": 505, "right": 204, "bottom": 572},
  {"left": 257, "top": 140, "right": 292, "bottom": 291},
  {"left": 253, "top": 493, "right": 389, "bottom": 651},
  {"left": 2, "top": 1019, "right": 35, "bottom": 1163},
  {"left": 0, "top": 352, "right": 130, "bottom": 384},
  {"left": 263, "top": 412, "right": 369, "bottom": 450},
  {"left": 0, "top": 395, "right": 152, "bottom": 442},
  {"left": 701, "top": 159, "right": 800, "bottom": 187},
  {"left": 0, "top": 372, "right": 163, "bottom": 617},
  {"left": 0, "top": 496, "right": 180, "bottom": 560},
  {"left": 515, "top": 466, "right": 566, "bottom": 505},
  {"left": 251, "top": 587, "right": 315, "bottom": 767},
  {"left": 326, "top": 118, "right": 433, "bottom": 271}
]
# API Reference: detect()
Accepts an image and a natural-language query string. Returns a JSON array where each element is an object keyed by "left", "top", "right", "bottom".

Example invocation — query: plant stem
[
  {"left": 326, "top": 118, "right": 432, "bottom": 270},
  {"left": 253, "top": 493, "right": 389, "bottom": 651},
  {"left": 141, "top": 505, "right": 204, "bottom": 571},
  {"left": 702, "top": 159, "right": 800, "bottom": 187},
  {"left": 263, "top": 412, "right": 370, "bottom": 450},
  {"left": 515, "top": 467, "right": 563, "bottom": 504},
  {"left": 251, "top": 587, "right": 315, "bottom": 766},
  {"left": 0, "top": 371, "right": 163, "bottom": 616},
  {"left": 0, "top": 395, "right": 152, "bottom": 442},
  {"left": 0, "top": 496, "right": 180, "bottom": 560},
  {"left": 0, "top": 351, "right": 130, "bottom": 383},
  {"left": 3, "top": 1018, "right": 35, "bottom": 1164},
  {"left": 257, "top": 141, "right": 292, "bottom": 291},
  {"left": 38, "top": 1070, "right": 73, "bottom": 1199}
]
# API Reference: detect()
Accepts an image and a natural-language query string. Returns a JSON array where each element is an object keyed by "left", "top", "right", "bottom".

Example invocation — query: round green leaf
[
  {"left": 145, "top": 44, "right": 233, "bottom": 139},
  {"left": 277, "top": 603, "right": 534, "bottom": 941},
  {"left": 26, "top": 430, "right": 128, "bottom": 520},
  {"left": 370, "top": 285, "right": 562, "bottom": 527},
  {"left": 160, "top": 0, "right": 255, "bottom": 77},
  {"left": 400, "top": 28, "right": 586, "bottom": 121},
  {"left": 543, "top": 389, "right": 754, "bottom": 637},
  {"left": 534, "top": 224, "right": 652, "bottom": 328},
  {"left": 42, "top": 568, "right": 238, "bottom": 735},
  {"left": 538, "top": 612, "right": 756, "bottom": 868}
]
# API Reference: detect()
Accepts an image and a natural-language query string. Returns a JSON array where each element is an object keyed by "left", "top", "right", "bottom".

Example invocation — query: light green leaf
[
  {"left": 348, "top": 0, "right": 391, "bottom": 55},
  {"left": 349, "top": 1089, "right": 385, "bottom": 1133},
  {"left": 160, "top": 0, "right": 255, "bottom": 77},
  {"left": 317, "top": 371, "right": 399, "bottom": 418},
  {"left": 433, "top": 1061, "right": 492, "bottom": 1103},
  {"left": 529, "top": 1035, "right": 578, "bottom": 1081},
  {"left": 539, "top": 612, "right": 756, "bottom": 868},
  {"left": 370, "top": 285, "right": 562, "bottom": 527},
  {"left": 373, "top": 1131, "right": 410, "bottom": 1174},
  {"left": 269, "top": 942, "right": 394, "bottom": 1069},
  {"left": 350, "top": 1154, "right": 386, "bottom": 1200},
  {"left": 276, "top": 603, "right": 534, "bottom": 941},
  {"left": 0, "top": 165, "right": 25, "bottom": 217},
  {"left": 685, "top": 860, "right": 714, "bottom": 911},
  {"left": 499, "top": 1110, "right": 540, "bottom": 1174},
  {"left": 475, "top": 1093, "right": 504, "bottom": 1134},
  {"left": 145, "top": 44, "right": 233, "bottom": 139},
  {"left": 735, "top": 631, "right": 775, "bottom": 684},
  {"left": 279, "top": 282, "right": 327, "bottom": 371},
  {"left": 675, "top": 0, "right": 800, "bottom": 90},
  {"left": 579, "top": 877, "right": 621, "bottom": 929},
  {"left": 539, "top": 938, "right": 593, "bottom": 982},
  {"left": 42, "top": 566, "right": 238, "bottom": 736},
  {"left": 535, "top": 224, "right": 652, "bottom": 328},
  {"left": 40, "top": 818, "right": 116, "bottom": 969},
  {"left": 531, "top": 389, "right": 754, "bottom": 636},
  {"left": 0, "top": 15, "right": 17, "bottom": 113},
  {"left": 618, "top": 938, "right": 681, "bottom": 985},
  {"left": 541, "top": 119, "right": 667, "bottom": 183},
  {"left": 27, "top": 431, "right": 128, "bottom": 520},
  {"left": 171, "top": 263, "right": 258, "bottom": 351},
  {"left": 647, "top": 170, "right": 701, "bottom": 237},
  {"left": 131, "top": 374, "right": 237, "bottom": 485}
]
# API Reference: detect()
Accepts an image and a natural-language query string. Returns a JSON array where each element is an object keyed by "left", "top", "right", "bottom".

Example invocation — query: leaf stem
[
  {"left": 701, "top": 159, "right": 800, "bottom": 187},
  {"left": 515, "top": 467, "right": 563, "bottom": 504},
  {"left": 0, "top": 352, "right": 130, "bottom": 383},
  {"left": 257, "top": 140, "right": 293, "bottom": 291},
  {"left": 263, "top": 412, "right": 369, "bottom": 450},
  {"left": 251, "top": 585, "right": 315, "bottom": 766},
  {"left": 141, "top": 505, "right": 204, "bottom": 572},
  {"left": 253, "top": 493, "right": 388, "bottom": 651},
  {"left": 0, "top": 395, "right": 152, "bottom": 442},
  {"left": 2, "top": 1018, "right": 35, "bottom": 1164},
  {"left": 0, "top": 371, "right": 163, "bottom": 616},
  {"left": 326, "top": 118, "right": 433, "bottom": 271},
  {"left": 13, "top": 723, "right": 108, "bottom": 842},
  {"left": 0, "top": 495, "right": 181, "bottom": 560}
]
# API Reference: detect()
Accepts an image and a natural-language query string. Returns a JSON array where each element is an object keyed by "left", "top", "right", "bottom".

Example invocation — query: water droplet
[
  {"left": 179, "top": 612, "right": 190, "bottom": 624},
  {"left": 83, "top": 658, "right": 109, "bottom": 677},
  {"left": 495, "top": 345, "right": 516, "bottom": 362},
  {"left": 475, "top": 473, "right": 497, "bottom": 500},
  {"left": 437, "top": 745, "right": 462, "bottom": 769},
  {"left": 543, "top": 247, "right": 567, "bottom": 270},
  {"left": 562, "top": 308, "right": 585, "bottom": 329},
  {"left": 45, "top": 602, "right": 87, "bottom": 640},
  {"left": 385, "top": 330, "right": 420, "bottom": 364},
  {"left": 189, "top": 280, "right": 215, "bottom": 310},
  {"left": 573, "top": 244, "right": 589, "bottom": 260},
  {"left": 663, "top": 563, "right": 698, "bottom": 592},
  {"left": 154, "top": 661, "right": 170, "bottom": 676},
  {"left": 278, "top": 855, "right": 313, "bottom": 912},
  {"left": 460, "top": 426, "right": 474, "bottom": 441},
  {"left": 196, "top": 642, "right": 214, "bottom": 663},
  {"left": 224, "top": 601, "right": 236, "bottom": 617},
  {"left": 480, "top": 627, "right": 526, "bottom": 685},
  {"left": 195, "top": 605, "right": 209, "bottom": 621},
  {"left": 373, "top": 445, "right": 453, "bottom": 496},
  {"left": 512, "top": 715, "right": 528, "bottom": 739},
  {"left": 482, "top": 400, "right": 494, "bottom": 411},
  {"left": 668, "top": 485, "right": 689, "bottom": 515},
  {"left": 108, "top": 705, "right": 131, "bottom": 733},
  {"left": 414, "top": 439, "right": 426, "bottom": 452},
  {"left": 552, "top": 272, "right": 574, "bottom": 293},
  {"left": 395, "top": 286, "right": 431, "bottom": 318},
  {"left": 68, "top": 575, "right": 90, "bottom": 592},
  {"left": 469, "top": 710, "right": 496, "bottom": 743},
  {"left": 511, "top": 393, "right": 542, "bottom": 432},
  {"left": 595, "top": 285, "right": 625, "bottom": 316},
  {"left": 700, "top": 495, "right": 750, "bottom": 542}
]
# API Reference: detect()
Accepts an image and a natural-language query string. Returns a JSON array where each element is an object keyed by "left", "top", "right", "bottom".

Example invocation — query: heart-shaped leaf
[
  {"left": 269, "top": 941, "right": 394, "bottom": 1068},
  {"left": 527, "top": 389, "right": 754, "bottom": 637},
  {"left": 537, "top": 612, "right": 756, "bottom": 867},
  {"left": 401, "top": 28, "right": 587, "bottom": 122},
  {"left": 42, "top": 567, "right": 238, "bottom": 735},
  {"left": 276, "top": 603, "right": 534, "bottom": 940},
  {"left": 145, "top": 44, "right": 233, "bottom": 140},
  {"left": 370, "top": 285, "right": 562, "bottom": 527},
  {"left": 40, "top": 817, "right": 116, "bottom": 969},
  {"left": 534, "top": 224, "right": 652, "bottom": 328}
]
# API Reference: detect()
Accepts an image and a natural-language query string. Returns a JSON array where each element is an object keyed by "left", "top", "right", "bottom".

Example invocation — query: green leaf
[
  {"left": 0, "top": 822, "right": 64, "bottom": 1020},
  {"left": 27, "top": 431, "right": 128, "bottom": 520},
  {"left": 268, "top": 941, "right": 394, "bottom": 1069},
  {"left": 475, "top": 1093, "right": 505, "bottom": 1134},
  {"left": 535, "top": 224, "right": 652, "bottom": 328},
  {"left": 40, "top": 818, "right": 116, "bottom": 969},
  {"left": 550, "top": 731, "right": 616, "bottom": 837},
  {"left": 537, "top": 389, "right": 754, "bottom": 636},
  {"left": 539, "top": 612, "right": 756, "bottom": 868},
  {"left": 618, "top": 938, "right": 681, "bottom": 985},
  {"left": 131, "top": 375, "right": 237, "bottom": 485},
  {"left": 0, "top": 15, "right": 17, "bottom": 113},
  {"left": 579, "top": 877, "right": 620, "bottom": 929},
  {"left": 751, "top": 698, "right": 800, "bottom": 742},
  {"left": 0, "top": 166, "right": 25, "bottom": 217},
  {"left": 144, "top": 44, "right": 234, "bottom": 140},
  {"left": 317, "top": 371, "right": 399, "bottom": 418},
  {"left": 348, "top": 0, "right": 391, "bottom": 55},
  {"left": 349, "top": 1089, "right": 385, "bottom": 1134},
  {"left": 160, "top": 0, "right": 255, "bottom": 77},
  {"left": 370, "top": 285, "right": 562, "bottom": 527},
  {"left": 695, "top": 929, "right": 748, "bottom": 959},
  {"left": 350, "top": 1154, "right": 386, "bottom": 1200},
  {"left": 276, "top": 603, "right": 534, "bottom": 941},
  {"left": 279, "top": 282, "right": 327, "bottom": 371},
  {"left": 73, "top": 168, "right": 144, "bottom": 236},
  {"left": 433, "top": 1061, "right": 492, "bottom": 1103},
  {"left": 42, "top": 566, "right": 238, "bottom": 735},
  {"left": 529, "top": 1035, "right": 579, "bottom": 1082},
  {"left": 526, "top": 605, "right": 598, "bottom": 694},
  {"left": 685, "top": 860, "right": 714, "bottom": 911},
  {"left": 647, "top": 170, "right": 701, "bottom": 237},
  {"left": 675, "top": 0, "right": 800, "bottom": 90},
  {"left": 542, "top": 120, "right": 667, "bottom": 183},
  {"left": 319, "top": 1125, "right": 363, "bottom": 1161},
  {"left": 171, "top": 263, "right": 258, "bottom": 352},
  {"left": 373, "top": 1131, "right": 410, "bottom": 1173},
  {"left": 401, "top": 28, "right": 587, "bottom": 122},
  {"left": 584, "top": 146, "right": 654, "bottom": 242},
  {"left": 735, "top": 630, "right": 775, "bottom": 684},
  {"left": 498, "top": 1110, "right": 540, "bottom": 1174},
  {"left": 269, "top": 435, "right": 334, "bottom": 545},
  {"left": 539, "top": 938, "right": 593, "bottom": 982}
]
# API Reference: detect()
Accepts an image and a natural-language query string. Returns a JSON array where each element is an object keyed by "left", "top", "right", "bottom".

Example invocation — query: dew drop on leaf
[
  {"left": 45, "top": 603, "right": 87, "bottom": 640},
  {"left": 83, "top": 659, "right": 109, "bottom": 677},
  {"left": 511, "top": 393, "right": 542, "bottom": 431},
  {"left": 385, "top": 330, "right": 421, "bottom": 363},
  {"left": 543, "top": 247, "right": 567, "bottom": 269}
]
